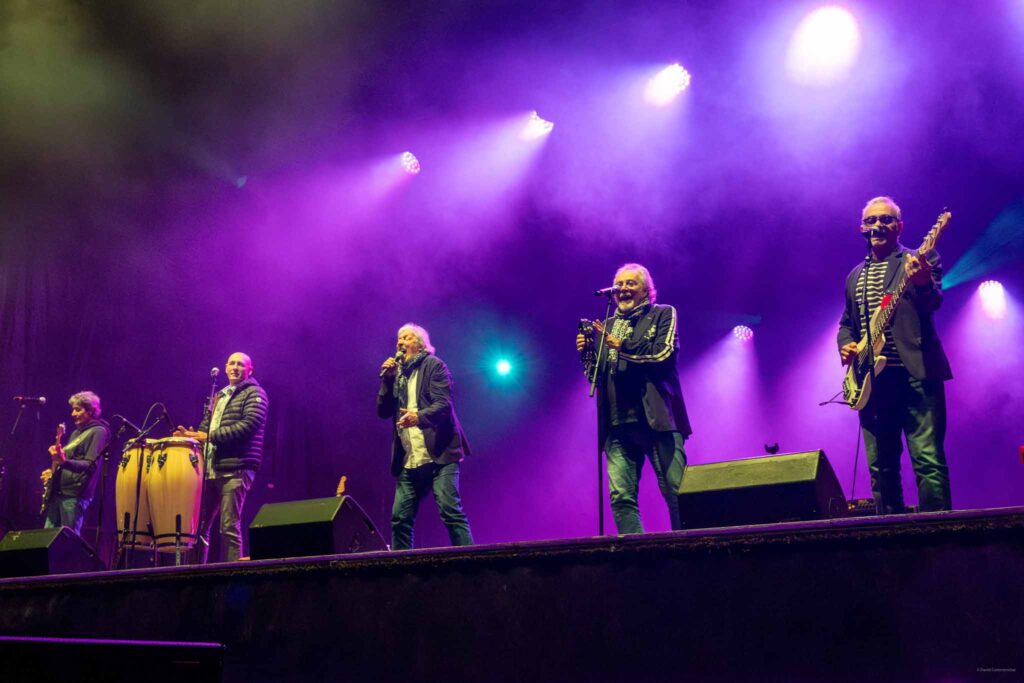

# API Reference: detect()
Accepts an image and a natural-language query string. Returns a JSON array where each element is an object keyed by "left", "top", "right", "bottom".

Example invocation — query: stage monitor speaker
[
  {"left": 677, "top": 450, "right": 847, "bottom": 529},
  {"left": 248, "top": 495, "right": 388, "bottom": 560},
  {"left": 0, "top": 527, "right": 104, "bottom": 578}
]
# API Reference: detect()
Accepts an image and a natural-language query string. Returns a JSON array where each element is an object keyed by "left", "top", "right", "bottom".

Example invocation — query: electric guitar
[
  {"left": 842, "top": 210, "right": 952, "bottom": 410},
  {"left": 40, "top": 422, "right": 66, "bottom": 515}
]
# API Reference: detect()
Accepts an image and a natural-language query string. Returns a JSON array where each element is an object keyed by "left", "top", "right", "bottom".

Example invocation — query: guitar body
[{"left": 842, "top": 340, "right": 888, "bottom": 411}]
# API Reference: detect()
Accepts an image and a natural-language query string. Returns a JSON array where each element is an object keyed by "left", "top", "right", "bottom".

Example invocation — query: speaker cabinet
[
  {"left": 0, "top": 527, "right": 104, "bottom": 578},
  {"left": 677, "top": 450, "right": 847, "bottom": 529},
  {"left": 248, "top": 495, "right": 388, "bottom": 560}
]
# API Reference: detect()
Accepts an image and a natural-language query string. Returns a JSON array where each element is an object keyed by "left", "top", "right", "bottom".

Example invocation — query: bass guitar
[
  {"left": 842, "top": 209, "right": 951, "bottom": 410},
  {"left": 40, "top": 422, "right": 66, "bottom": 515}
]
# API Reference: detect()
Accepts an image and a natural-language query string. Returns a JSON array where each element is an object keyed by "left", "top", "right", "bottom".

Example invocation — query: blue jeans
[
  {"left": 391, "top": 462, "right": 473, "bottom": 550},
  {"left": 860, "top": 367, "right": 951, "bottom": 513},
  {"left": 605, "top": 424, "right": 686, "bottom": 534},
  {"left": 44, "top": 495, "right": 88, "bottom": 535},
  {"left": 198, "top": 469, "right": 255, "bottom": 563}
]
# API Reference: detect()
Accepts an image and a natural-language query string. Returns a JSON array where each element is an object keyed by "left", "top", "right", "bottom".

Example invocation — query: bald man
[{"left": 176, "top": 352, "right": 269, "bottom": 562}]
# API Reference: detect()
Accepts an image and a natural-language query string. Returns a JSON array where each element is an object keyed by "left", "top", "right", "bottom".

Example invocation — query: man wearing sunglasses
[{"left": 837, "top": 196, "right": 952, "bottom": 514}]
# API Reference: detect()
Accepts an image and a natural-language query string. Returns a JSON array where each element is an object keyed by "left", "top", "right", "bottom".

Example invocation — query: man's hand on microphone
[
  {"left": 380, "top": 356, "right": 399, "bottom": 378},
  {"left": 397, "top": 408, "right": 419, "bottom": 429}
]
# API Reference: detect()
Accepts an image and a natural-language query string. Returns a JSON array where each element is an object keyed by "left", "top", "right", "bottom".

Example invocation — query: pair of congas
[{"left": 115, "top": 437, "right": 204, "bottom": 553}]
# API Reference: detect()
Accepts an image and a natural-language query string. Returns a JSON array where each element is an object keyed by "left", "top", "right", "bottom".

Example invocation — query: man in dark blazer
[
  {"left": 378, "top": 323, "right": 473, "bottom": 550},
  {"left": 577, "top": 263, "right": 692, "bottom": 533},
  {"left": 838, "top": 196, "right": 952, "bottom": 513}
]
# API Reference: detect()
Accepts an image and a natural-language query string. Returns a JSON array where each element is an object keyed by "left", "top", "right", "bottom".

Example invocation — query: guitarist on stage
[
  {"left": 39, "top": 391, "right": 111, "bottom": 534},
  {"left": 837, "top": 197, "right": 952, "bottom": 514}
]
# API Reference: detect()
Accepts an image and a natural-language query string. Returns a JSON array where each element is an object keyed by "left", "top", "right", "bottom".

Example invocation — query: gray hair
[
  {"left": 863, "top": 196, "right": 902, "bottom": 220},
  {"left": 398, "top": 323, "right": 436, "bottom": 354},
  {"left": 615, "top": 263, "right": 657, "bottom": 304},
  {"left": 69, "top": 391, "right": 101, "bottom": 418}
]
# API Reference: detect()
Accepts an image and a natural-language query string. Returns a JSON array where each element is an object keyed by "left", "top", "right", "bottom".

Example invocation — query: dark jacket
[
  {"left": 377, "top": 354, "right": 471, "bottom": 477},
  {"left": 590, "top": 303, "right": 693, "bottom": 448},
  {"left": 55, "top": 418, "right": 111, "bottom": 501},
  {"left": 838, "top": 246, "right": 952, "bottom": 381},
  {"left": 199, "top": 377, "right": 269, "bottom": 472}
]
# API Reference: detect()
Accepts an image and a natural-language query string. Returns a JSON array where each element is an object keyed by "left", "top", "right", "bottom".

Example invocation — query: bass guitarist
[
  {"left": 837, "top": 196, "right": 952, "bottom": 514},
  {"left": 40, "top": 391, "right": 110, "bottom": 534}
]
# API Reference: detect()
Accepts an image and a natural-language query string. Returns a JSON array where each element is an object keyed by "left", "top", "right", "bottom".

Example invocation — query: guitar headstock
[
  {"left": 919, "top": 209, "right": 951, "bottom": 255},
  {"left": 56, "top": 422, "right": 66, "bottom": 441}
]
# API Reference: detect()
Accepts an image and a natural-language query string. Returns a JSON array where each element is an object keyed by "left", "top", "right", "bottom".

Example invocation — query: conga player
[{"left": 175, "top": 352, "right": 268, "bottom": 563}]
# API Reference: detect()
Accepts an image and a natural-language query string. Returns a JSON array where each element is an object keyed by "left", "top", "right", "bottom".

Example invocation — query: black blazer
[
  {"left": 592, "top": 303, "right": 693, "bottom": 448},
  {"left": 377, "top": 354, "right": 471, "bottom": 476},
  {"left": 838, "top": 246, "right": 952, "bottom": 381}
]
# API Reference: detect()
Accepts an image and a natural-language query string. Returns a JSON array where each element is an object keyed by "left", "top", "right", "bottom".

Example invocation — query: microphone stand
[
  {"left": 589, "top": 293, "right": 616, "bottom": 537},
  {"left": 118, "top": 416, "right": 163, "bottom": 569},
  {"left": 0, "top": 403, "right": 33, "bottom": 537},
  {"left": 194, "top": 372, "right": 220, "bottom": 564}
]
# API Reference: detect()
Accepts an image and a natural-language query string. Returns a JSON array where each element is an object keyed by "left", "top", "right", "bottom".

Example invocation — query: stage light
[
  {"left": 979, "top": 280, "right": 1007, "bottom": 319},
  {"left": 786, "top": 6, "right": 861, "bottom": 85},
  {"left": 521, "top": 111, "right": 554, "bottom": 140},
  {"left": 644, "top": 64, "right": 692, "bottom": 106},
  {"left": 496, "top": 359, "right": 512, "bottom": 376},
  {"left": 400, "top": 151, "right": 421, "bottom": 175},
  {"left": 733, "top": 325, "right": 754, "bottom": 342}
]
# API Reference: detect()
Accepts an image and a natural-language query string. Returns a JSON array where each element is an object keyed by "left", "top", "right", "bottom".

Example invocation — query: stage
[{"left": 2, "top": 507, "right": 1022, "bottom": 682}]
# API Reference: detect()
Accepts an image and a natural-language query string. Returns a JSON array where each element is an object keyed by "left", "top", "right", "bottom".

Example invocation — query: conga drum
[
  {"left": 115, "top": 439, "right": 156, "bottom": 549},
  {"left": 148, "top": 437, "right": 204, "bottom": 553}
]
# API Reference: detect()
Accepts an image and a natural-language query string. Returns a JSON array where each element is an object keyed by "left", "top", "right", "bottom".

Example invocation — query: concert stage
[{"left": 2, "top": 508, "right": 1022, "bottom": 683}]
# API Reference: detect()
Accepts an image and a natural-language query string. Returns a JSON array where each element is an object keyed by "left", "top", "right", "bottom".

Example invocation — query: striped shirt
[{"left": 857, "top": 260, "right": 903, "bottom": 367}]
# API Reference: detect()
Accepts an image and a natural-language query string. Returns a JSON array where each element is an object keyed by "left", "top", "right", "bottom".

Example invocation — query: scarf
[
  {"left": 608, "top": 299, "right": 650, "bottom": 368},
  {"left": 395, "top": 351, "right": 429, "bottom": 397}
]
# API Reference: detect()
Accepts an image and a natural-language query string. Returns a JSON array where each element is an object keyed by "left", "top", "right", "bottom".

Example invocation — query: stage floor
[{"left": 2, "top": 507, "right": 1023, "bottom": 682}]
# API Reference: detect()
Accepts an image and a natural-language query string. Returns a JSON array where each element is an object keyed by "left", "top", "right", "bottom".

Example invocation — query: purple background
[{"left": 2, "top": 0, "right": 1022, "bottom": 549}]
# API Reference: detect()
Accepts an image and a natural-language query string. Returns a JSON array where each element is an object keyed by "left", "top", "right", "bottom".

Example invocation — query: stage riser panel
[{"left": 1, "top": 511, "right": 1022, "bottom": 683}]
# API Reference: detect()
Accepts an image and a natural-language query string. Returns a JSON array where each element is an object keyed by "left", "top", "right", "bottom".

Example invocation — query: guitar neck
[{"left": 867, "top": 210, "right": 950, "bottom": 341}]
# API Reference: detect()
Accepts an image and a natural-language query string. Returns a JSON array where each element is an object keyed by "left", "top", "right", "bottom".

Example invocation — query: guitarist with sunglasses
[
  {"left": 39, "top": 390, "right": 111, "bottom": 534},
  {"left": 837, "top": 196, "right": 953, "bottom": 515}
]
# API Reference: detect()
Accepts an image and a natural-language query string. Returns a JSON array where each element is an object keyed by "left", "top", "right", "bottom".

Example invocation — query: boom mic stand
[{"left": 193, "top": 368, "right": 220, "bottom": 565}]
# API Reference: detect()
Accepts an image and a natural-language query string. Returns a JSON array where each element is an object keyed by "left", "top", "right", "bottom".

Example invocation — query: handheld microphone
[
  {"left": 380, "top": 349, "right": 404, "bottom": 378},
  {"left": 210, "top": 367, "right": 220, "bottom": 378},
  {"left": 13, "top": 396, "right": 46, "bottom": 405},
  {"left": 594, "top": 285, "right": 622, "bottom": 297}
]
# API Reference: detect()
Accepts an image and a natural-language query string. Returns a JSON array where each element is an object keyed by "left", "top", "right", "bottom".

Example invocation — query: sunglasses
[{"left": 862, "top": 214, "right": 899, "bottom": 226}]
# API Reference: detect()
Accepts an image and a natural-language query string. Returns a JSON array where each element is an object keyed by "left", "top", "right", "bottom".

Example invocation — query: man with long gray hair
[
  {"left": 378, "top": 323, "right": 474, "bottom": 549},
  {"left": 40, "top": 390, "right": 111, "bottom": 534}
]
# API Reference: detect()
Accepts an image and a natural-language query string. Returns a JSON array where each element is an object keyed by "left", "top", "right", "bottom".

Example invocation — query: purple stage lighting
[
  {"left": 400, "top": 151, "right": 421, "bottom": 175},
  {"left": 521, "top": 111, "right": 554, "bottom": 140},
  {"left": 786, "top": 6, "right": 861, "bottom": 85},
  {"left": 979, "top": 280, "right": 1007, "bottom": 319},
  {"left": 733, "top": 325, "right": 754, "bottom": 342},
  {"left": 644, "top": 64, "right": 692, "bottom": 106}
]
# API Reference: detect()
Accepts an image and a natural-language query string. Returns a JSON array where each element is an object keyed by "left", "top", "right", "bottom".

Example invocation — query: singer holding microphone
[
  {"left": 377, "top": 323, "right": 474, "bottom": 550},
  {"left": 40, "top": 391, "right": 111, "bottom": 534},
  {"left": 837, "top": 196, "right": 952, "bottom": 514},
  {"left": 175, "top": 352, "right": 268, "bottom": 562},
  {"left": 576, "top": 264, "right": 691, "bottom": 534}
]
